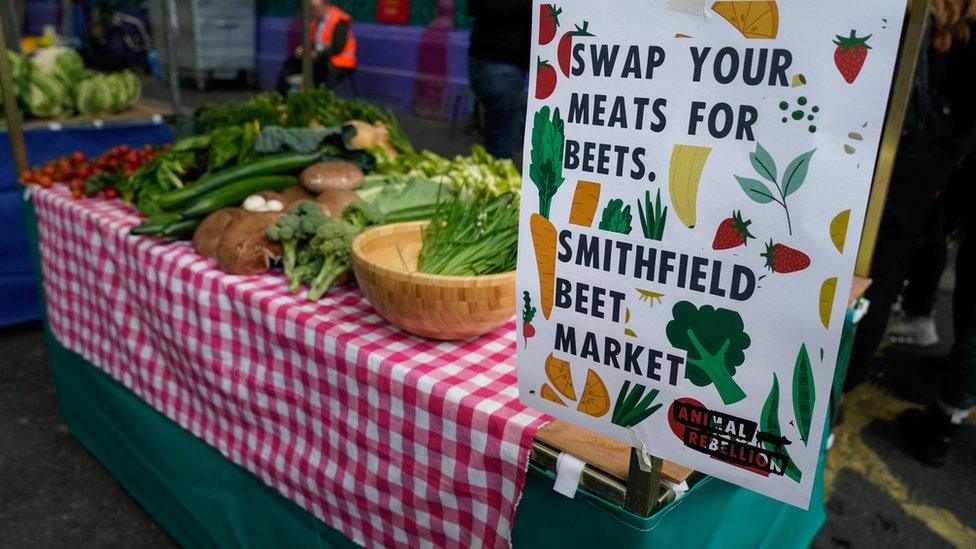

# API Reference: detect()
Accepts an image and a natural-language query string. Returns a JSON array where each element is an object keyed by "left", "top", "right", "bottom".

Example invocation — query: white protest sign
[{"left": 517, "top": 0, "right": 906, "bottom": 508}]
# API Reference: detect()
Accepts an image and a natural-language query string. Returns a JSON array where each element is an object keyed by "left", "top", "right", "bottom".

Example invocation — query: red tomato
[
  {"left": 92, "top": 167, "right": 104, "bottom": 175},
  {"left": 143, "top": 144, "right": 154, "bottom": 153},
  {"left": 20, "top": 171, "right": 34, "bottom": 183},
  {"left": 118, "top": 145, "right": 131, "bottom": 155},
  {"left": 104, "top": 188, "right": 119, "bottom": 199},
  {"left": 124, "top": 151, "right": 139, "bottom": 165},
  {"left": 75, "top": 166, "right": 91, "bottom": 179},
  {"left": 71, "top": 151, "right": 85, "bottom": 163},
  {"left": 72, "top": 189, "right": 83, "bottom": 199},
  {"left": 123, "top": 167, "right": 135, "bottom": 177},
  {"left": 38, "top": 175, "right": 53, "bottom": 188},
  {"left": 106, "top": 159, "right": 120, "bottom": 171},
  {"left": 42, "top": 166, "right": 56, "bottom": 176}
]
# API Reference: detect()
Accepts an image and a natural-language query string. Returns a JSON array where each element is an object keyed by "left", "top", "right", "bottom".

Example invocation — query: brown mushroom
[
  {"left": 279, "top": 185, "right": 315, "bottom": 205},
  {"left": 300, "top": 161, "right": 364, "bottom": 194},
  {"left": 216, "top": 212, "right": 284, "bottom": 275},
  {"left": 193, "top": 208, "right": 245, "bottom": 260},
  {"left": 316, "top": 189, "right": 361, "bottom": 218}
]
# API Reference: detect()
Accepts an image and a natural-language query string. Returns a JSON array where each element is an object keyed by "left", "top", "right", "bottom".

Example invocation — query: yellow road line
[{"left": 824, "top": 384, "right": 976, "bottom": 548}]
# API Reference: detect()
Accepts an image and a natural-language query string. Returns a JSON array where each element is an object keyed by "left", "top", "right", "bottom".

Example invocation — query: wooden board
[
  {"left": 15, "top": 102, "right": 171, "bottom": 131},
  {"left": 849, "top": 276, "right": 872, "bottom": 307},
  {"left": 534, "top": 421, "right": 693, "bottom": 484}
]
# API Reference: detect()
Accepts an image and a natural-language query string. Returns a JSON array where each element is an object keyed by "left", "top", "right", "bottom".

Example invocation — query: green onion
[{"left": 417, "top": 194, "right": 519, "bottom": 276}]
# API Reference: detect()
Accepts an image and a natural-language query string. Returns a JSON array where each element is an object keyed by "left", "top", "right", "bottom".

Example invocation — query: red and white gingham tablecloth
[{"left": 32, "top": 186, "right": 551, "bottom": 547}]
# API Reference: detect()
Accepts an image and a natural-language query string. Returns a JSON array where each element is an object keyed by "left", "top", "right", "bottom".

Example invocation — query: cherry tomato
[
  {"left": 71, "top": 151, "right": 85, "bottom": 163},
  {"left": 75, "top": 166, "right": 91, "bottom": 179},
  {"left": 106, "top": 159, "right": 120, "bottom": 170},
  {"left": 71, "top": 189, "right": 83, "bottom": 199},
  {"left": 122, "top": 167, "right": 135, "bottom": 177},
  {"left": 124, "top": 151, "right": 139, "bottom": 165},
  {"left": 118, "top": 145, "right": 131, "bottom": 155},
  {"left": 42, "top": 166, "right": 56, "bottom": 176},
  {"left": 103, "top": 188, "right": 119, "bottom": 199},
  {"left": 19, "top": 171, "right": 34, "bottom": 183},
  {"left": 37, "top": 175, "right": 53, "bottom": 188},
  {"left": 92, "top": 167, "right": 104, "bottom": 175}
]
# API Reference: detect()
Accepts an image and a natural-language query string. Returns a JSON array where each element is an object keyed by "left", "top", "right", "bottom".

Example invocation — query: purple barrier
[
  {"left": 254, "top": 17, "right": 473, "bottom": 119},
  {"left": 24, "top": 1, "right": 62, "bottom": 36}
]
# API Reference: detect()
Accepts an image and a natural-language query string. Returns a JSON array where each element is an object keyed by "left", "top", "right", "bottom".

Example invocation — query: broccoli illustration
[{"left": 666, "top": 301, "right": 751, "bottom": 405}]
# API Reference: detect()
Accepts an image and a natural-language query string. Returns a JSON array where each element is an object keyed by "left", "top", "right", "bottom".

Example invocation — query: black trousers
[
  {"left": 844, "top": 138, "right": 961, "bottom": 390},
  {"left": 276, "top": 56, "right": 352, "bottom": 95}
]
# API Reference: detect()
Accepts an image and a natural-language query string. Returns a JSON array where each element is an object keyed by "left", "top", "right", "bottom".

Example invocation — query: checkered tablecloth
[{"left": 32, "top": 186, "right": 551, "bottom": 547}]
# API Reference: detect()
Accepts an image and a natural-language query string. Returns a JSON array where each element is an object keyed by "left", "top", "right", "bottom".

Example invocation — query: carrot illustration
[
  {"left": 569, "top": 180, "right": 601, "bottom": 227},
  {"left": 529, "top": 106, "right": 566, "bottom": 319}
]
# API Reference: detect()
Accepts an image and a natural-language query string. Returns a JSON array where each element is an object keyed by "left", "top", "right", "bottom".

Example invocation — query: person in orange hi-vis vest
[{"left": 277, "top": 0, "right": 358, "bottom": 94}]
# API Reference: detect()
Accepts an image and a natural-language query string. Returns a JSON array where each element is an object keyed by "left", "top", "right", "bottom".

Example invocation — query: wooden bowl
[{"left": 352, "top": 221, "right": 516, "bottom": 340}]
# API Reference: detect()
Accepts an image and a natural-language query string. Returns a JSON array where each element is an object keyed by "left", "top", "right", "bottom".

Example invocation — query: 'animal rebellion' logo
[{"left": 667, "top": 398, "right": 793, "bottom": 477}]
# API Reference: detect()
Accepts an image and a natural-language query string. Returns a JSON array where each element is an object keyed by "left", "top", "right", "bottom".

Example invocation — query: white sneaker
[{"left": 887, "top": 314, "right": 939, "bottom": 347}]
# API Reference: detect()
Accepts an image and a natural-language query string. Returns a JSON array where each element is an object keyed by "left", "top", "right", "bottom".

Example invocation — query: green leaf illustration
[
  {"left": 792, "top": 344, "right": 815, "bottom": 445},
  {"left": 750, "top": 143, "right": 778, "bottom": 183},
  {"left": 760, "top": 374, "right": 802, "bottom": 483},
  {"left": 735, "top": 176, "right": 780, "bottom": 204},
  {"left": 782, "top": 149, "right": 816, "bottom": 197}
]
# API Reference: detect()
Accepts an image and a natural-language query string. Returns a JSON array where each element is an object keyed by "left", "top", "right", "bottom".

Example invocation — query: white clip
[
  {"left": 628, "top": 427, "right": 656, "bottom": 473},
  {"left": 666, "top": 0, "right": 709, "bottom": 17},
  {"left": 553, "top": 452, "right": 586, "bottom": 499}
]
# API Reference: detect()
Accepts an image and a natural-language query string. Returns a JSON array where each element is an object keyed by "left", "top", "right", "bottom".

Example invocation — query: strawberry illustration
[
  {"left": 539, "top": 4, "right": 563, "bottom": 46},
  {"left": 535, "top": 57, "right": 557, "bottom": 100},
  {"left": 833, "top": 30, "right": 871, "bottom": 84},
  {"left": 557, "top": 22, "right": 594, "bottom": 78},
  {"left": 762, "top": 240, "right": 811, "bottom": 274},
  {"left": 712, "top": 211, "right": 755, "bottom": 250}
]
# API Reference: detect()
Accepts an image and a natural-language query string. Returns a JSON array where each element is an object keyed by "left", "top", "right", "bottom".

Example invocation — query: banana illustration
[
  {"left": 820, "top": 277, "right": 838, "bottom": 329},
  {"left": 668, "top": 145, "right": 712, "bottom": 229},
  {"left": 830, "top": 209, "right": 851, "bottom": 254}
]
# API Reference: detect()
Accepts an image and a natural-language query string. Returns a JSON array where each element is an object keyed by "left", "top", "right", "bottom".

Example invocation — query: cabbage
[
  {"left": 74, "top": 76, "right": 113, "bottom": 116},
  {"left": 25, "top": 72, "right": 67, "bottom": 118},
  {"left": 118, "top": 70, "right": 141, "bottom": 108},
  {"left": 104, "top": 73, "right": 128, "bottom": 113},
  {"left": 4, "top": 50, "right": 31, "bottom": 101},
  {"left": 31, "top": 46, "right": 84, "bottom": 85}
]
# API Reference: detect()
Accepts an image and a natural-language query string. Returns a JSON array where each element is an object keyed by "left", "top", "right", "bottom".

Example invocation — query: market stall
[{"left": 7, "top": 0, "right": 932, "bottom": 545}]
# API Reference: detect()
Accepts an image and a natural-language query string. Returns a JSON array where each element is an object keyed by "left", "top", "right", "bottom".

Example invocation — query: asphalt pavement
[{"left": 0, "top": 78, "right": 973, "bottom": 548}]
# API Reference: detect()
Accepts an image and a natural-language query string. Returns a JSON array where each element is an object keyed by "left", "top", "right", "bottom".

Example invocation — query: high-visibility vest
[{"left": 312, "top": 5, "right": 357, "bottom": 69}]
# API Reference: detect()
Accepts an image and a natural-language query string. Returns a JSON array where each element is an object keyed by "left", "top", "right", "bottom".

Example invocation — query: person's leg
[
  {"left": 325, "top": 63, "right": 351, "bottom": 89},
  {"left": 900, "top": 214, "right": 975, "bottom": 466},
  {"left": 845, "top": 142, "right": 957, "bottom": 391},
  {"left": 888, "top": 205, "right": 948, "bottom": 346},
  {"left": 467, "top": 56, "right": 527, "bottom": 160},
  {"left": 277, "top": 57, "right": 302, "bottom": 95},
  {"left": 311, "top": 54, "right": 331, "bottom": 89}
]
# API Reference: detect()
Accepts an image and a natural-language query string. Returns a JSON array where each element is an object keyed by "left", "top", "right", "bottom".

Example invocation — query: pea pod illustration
[
  {"left": 760, "top": 374, "right": 802, "bottom": 483},
  {"left": 792, "top": 344, "right": 815, "bottom": 445}
]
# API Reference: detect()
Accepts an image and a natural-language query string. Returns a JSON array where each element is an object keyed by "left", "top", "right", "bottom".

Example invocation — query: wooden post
[
  {"left": 623, "top": 448, "right": 663, "bottom": 517},
  {"left": 300, "top": 0, "right": 313, "bottom": 90},
  {"left": 855, "top": 0, "right": 932, "bottom": 277},
  {"left": 0, "top": 4, "right": 29, "bottom": 174},
  {"left": 160, "top": 0, "right": 182, "bottom": 115}
]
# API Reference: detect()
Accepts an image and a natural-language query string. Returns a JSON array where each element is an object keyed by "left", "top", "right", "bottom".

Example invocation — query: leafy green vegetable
[
  {"left": 611, "top": 381, "right": 662, "bottom": 428},
  {"left": 598, "top": 199, "right": 633, "bottom": 235},
  {"left": 529, "top": 106, "right": 566, "bottom": 220},
  {"left": 207, "top": 126, "right": 244, "bottom": 172},
  {"left": 417, "top": 194, "right": 518, "bottom": 276},
  {"left": 373, "top": 145, "right": 521, "bottom": 199},
  {"left": 637, "top": 189, "right": 667, "bottom": 241},
  {"left": 254, "top": 125, "right": 341, "bottom": 154},
  {"left": 666, "top": 301, "right": 750, "bottom": 405},
  {"left": 340, "top": 200, "right": 385, "bottom": 232},
  {"left": 357, "top": 177, "right": 455, "bottom": 222}
]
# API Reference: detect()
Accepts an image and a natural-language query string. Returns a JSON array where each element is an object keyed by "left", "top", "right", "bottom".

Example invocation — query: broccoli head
[
  {"left": 666, "top": 301, "right": 750, "bottom": 405},
  {"left": 266, "top": 201, "right": 330, "bottom": 288},
  {"left": 340, "top": 199, "right": 385, "bottom": 232},
  {"left": 303, "top": 219, "right": 358, "bottom": 301}
]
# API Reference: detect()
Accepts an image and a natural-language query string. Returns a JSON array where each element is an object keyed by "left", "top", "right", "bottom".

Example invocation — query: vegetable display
[
  {"left": 666, "top": 301, "right": 751, "bottom": 405},
  {"left": 19, "top": 145, "right": 162, "bottom": 199},
  {"left": 374, "top": 145, "right": 521, "bottom": 199}
]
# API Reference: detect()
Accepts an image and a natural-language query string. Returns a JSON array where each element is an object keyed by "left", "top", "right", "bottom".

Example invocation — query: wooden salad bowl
[{"left": 352, "top": 221, "right": 517, "bottom": 340}]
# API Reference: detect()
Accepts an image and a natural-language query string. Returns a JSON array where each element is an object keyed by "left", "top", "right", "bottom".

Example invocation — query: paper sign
[{"left": 516, "top": 0, "right": 906, "bottom": 508}]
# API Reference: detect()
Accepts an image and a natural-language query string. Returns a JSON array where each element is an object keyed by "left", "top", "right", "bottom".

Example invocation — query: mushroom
[
  {"left": 300, "top": 161, "right": 364, "bottom": 194},
  {"left": 193, "top": 208, "right": 245, "bottom": 260},
  {"left": 279, "top": 185, "right": 315, "bottom": 205},
  {"left": 216, "top": 212, "right": 284, "bottom": 275},
  {"left": 316, "top": 188, "right": 361, "bottom": 218},
  {"left": 345, "top": 119, "right": 397, "bottom": 158}
]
